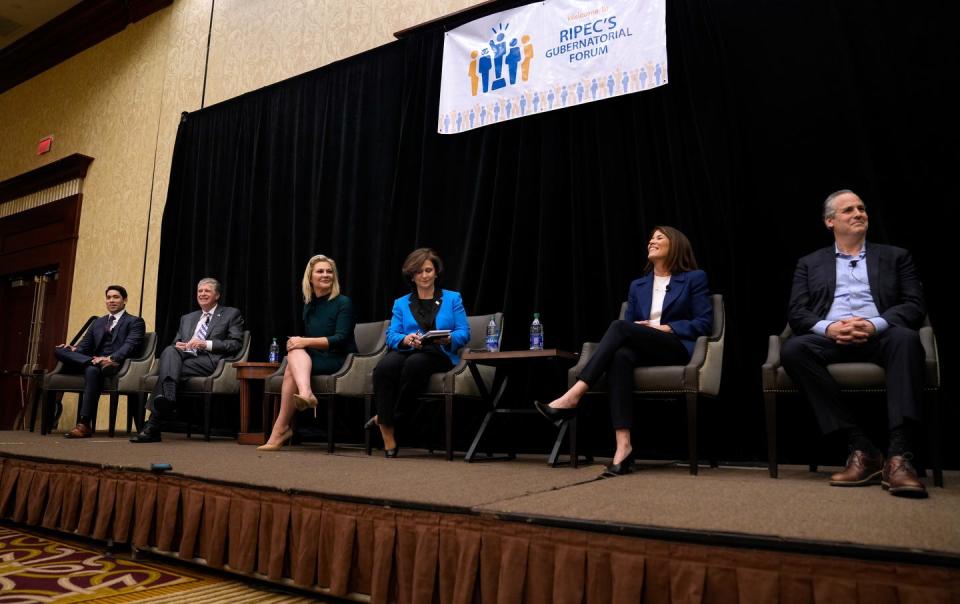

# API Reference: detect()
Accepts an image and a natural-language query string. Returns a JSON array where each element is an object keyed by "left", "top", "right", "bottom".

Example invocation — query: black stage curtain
[{"left": 158, "top": 0, "right": 958, "bottom": 464}]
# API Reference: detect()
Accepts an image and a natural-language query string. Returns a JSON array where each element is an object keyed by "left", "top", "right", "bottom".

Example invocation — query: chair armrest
[
  {"left": 117, "top": 355, "right": 155, "bottom": 392},
  {"left": 683, "top": 335, "right": 709, "bottom": 389},
  {"left": 919, "top": 325, "right": 940, "bottom": 388},
  {"left": 567, "top": 342, "right": 598, "bottom": 387},
  {"left": 334, "top": 346, "right": 388, "bottom": 395},
  {"left": 761, "top": 335, "right": 782, "bottom": 390},
  {"left": 42, "top": 362, "right": 66, "bottom": 388},
  {"left": 267, "top": 358, "right": 288, "bottom": 380}
]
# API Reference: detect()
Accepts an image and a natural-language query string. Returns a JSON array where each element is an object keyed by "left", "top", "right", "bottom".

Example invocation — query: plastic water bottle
[
  {"left": 485, "top": 316, "right": 500, "bottom": 352},
  {"left": 529, "top": 313, "right": 544, "bottom": 350},
  {"left": 268, "top": 338, "right": 280, "bottom": 363}
]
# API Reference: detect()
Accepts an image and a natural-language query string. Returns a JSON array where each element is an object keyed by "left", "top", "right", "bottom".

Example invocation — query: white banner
[{"left": 438, "top": 0, "right": 667, "bottom": 134}]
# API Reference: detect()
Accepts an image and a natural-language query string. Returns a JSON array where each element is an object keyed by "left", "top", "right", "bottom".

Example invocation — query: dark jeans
[
  {"left": 781, "top": 327, "right": 924, "bottom": 435},
  {"left": 578, "top": 320, "right": 689, "bottom": 429},
  {"left": 373, "top": 348, "right": 452, "bottom": 427}
]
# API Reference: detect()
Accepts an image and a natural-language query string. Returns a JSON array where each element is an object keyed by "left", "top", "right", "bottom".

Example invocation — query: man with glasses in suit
[
  {"left": 130, "top": 277, "right": 244, "bottom": 443},
  {"left": 781, "top": 190, "right": 928, "bottom": 497}
]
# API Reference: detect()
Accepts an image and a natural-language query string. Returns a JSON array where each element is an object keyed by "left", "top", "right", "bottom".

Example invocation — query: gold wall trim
[{"left": 0, "top": 177, "right": 83, "bottom": 219}]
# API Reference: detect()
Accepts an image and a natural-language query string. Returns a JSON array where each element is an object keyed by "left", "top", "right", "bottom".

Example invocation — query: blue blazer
[
  {"left": 624, "top": 269, "right": 713, "bottom": 357},
  {"left": 77, "top": 312, "right": 146, "bottom": 362},
  {"left": 386, "top": 289, "right": 471, "bottom": 365}
]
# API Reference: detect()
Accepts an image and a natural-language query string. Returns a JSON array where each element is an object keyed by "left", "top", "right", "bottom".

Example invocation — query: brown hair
[
  {"left": 643, "top": 225, "right": 699, "bottom": 274},
  {"left": 402, "top": 248, "right": 444, "bottom": 285}
]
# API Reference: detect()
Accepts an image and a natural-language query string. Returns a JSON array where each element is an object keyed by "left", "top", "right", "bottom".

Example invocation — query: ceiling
[{"left": 0, "top": 0, "right": 83, "bottom": 50}]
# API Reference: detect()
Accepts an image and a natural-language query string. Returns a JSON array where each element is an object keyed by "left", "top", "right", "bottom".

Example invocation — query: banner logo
[{"left": 439, "top": 0, "right": 667, "bottom": 134}]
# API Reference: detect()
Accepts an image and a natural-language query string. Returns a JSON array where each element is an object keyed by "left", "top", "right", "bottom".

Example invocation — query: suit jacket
[
  {"left": 175, "top": 305, "right": 245, "bottom": 363},
  {"left": 386, "top": 289, "right": 470, "bottom": 365},
  {"left": 77, "top": 312, "right": 146, "bottom": 362},
  {"left": 624, "top": 269, "right": 713, "bottom": 357},
  {"left": 787, "top": 242, "right": 926, "bottom": 335}
]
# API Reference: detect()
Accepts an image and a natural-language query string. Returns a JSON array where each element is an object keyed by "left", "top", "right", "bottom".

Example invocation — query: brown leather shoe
[
  {"left": 829, "top": 449, "right": 884, "bottom": 486},
  {"left": 882, "top": 454, "right": 928, "bottom": 498},
  {"left": 63, "top": 423, "right": 92, "bottom": 439}
]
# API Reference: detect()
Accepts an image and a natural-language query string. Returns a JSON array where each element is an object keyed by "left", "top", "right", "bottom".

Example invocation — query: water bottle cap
[{"left": 533, "top": 312, "right": 540, "bottom": 319}]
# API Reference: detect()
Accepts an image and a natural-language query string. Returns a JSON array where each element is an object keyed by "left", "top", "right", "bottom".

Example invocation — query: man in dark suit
[
  {"left": 54, "top": 285, "right": 146, "bottom": 438},
  {"left": 130, "top": 277, "right": 244, "bottom": 443},
  {"left": 782, "top": 189, "right": 928, "bottom": 497}
]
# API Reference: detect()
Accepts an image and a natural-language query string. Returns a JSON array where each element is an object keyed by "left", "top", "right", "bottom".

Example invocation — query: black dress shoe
[
  {"left": 384, "top": 447, "right": 399, "bottom": 458},
  {"left": 603, "top": 450, "right": 635, "bottom": 477},
  {"left": 534, "top": 400, "right": 577, "bottom": 424},
  {"left": 130, "top": 422, "right": 162, "bottom": 443}
]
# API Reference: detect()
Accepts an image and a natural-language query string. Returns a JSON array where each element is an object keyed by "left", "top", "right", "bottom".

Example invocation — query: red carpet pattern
[{"left": 0, "top": 525, "right": 202, "bottom": 602}]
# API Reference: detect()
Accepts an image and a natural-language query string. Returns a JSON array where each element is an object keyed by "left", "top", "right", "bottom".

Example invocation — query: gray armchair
[
  {"left": 139, "top": 331, "right": 251, "bottom": 441},
  {"left": 762, "top": 318, "right": 942, "bottom": 486},
  {"left": 40, "top": 330, "right": 157, "bottom": 437},
  {"left": 415, "top": 313, "right": 504, "bottom": 461},
  {"left": 566, "top": 295, "right": 725, "bottom": 475},
  {"left": 263, "top": 320, "right": 389, "bottom": 452}
]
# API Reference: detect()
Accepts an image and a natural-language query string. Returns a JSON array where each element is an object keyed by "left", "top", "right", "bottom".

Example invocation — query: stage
[{"left": 2, "top": 431, "right": 958, "bottom": 602}]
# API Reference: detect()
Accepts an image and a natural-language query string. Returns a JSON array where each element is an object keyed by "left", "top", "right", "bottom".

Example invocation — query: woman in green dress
[{"left": 258, "top": 254, "right": 357, "bottom": 450}]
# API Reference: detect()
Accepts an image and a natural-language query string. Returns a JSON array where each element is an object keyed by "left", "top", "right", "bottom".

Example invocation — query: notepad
[{"left": 420, "top": 329, "right": 452, "bottom": 342}]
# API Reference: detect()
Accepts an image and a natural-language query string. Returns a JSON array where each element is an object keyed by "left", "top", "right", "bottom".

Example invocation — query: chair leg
[
  {"left": 364, "top": 395, "right": 373, "bottom": 456},
  {"left": 569, "top": 417, "right": 579, "bottom": 469},
  {"left": 204, "top": 393, "right": 212, "bottom": 441},
  {"left": 41, "top": 391, "right": 55, "bottom": 435},
  {"left": 445, "top": 394, "right": 454, "bottom": 461},
  {"left": 686, "top": 392, "right": 698, "bottom": 476},
  {"left": 326, "top": 394, "right": 335, "bottom": 454},
  {"left": 763, "top": 391, "right": 778, "bottom": 478},
  {"left": 928, "top": 389, "right": 944, "bottom": 487},
  {"left": 138, "top": 393, "right": 147, "bottom": 432},
  {"left": 108, "top": 392, "right": 119, "bottom": 437}
]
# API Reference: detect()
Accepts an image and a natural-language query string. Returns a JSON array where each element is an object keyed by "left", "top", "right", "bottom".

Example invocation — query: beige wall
[{"left": 0, "top": 0, "right": 475, "bottom": 429}]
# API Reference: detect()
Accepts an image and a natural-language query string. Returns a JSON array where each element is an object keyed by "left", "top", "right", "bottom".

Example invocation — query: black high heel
[
  {"left": 534, "top": 400, "right": 577, "bottom": 424},
  {"left": 363, "top": 416, "right": 378, "bottom": 430},
  {"left": 384, "top": 447, "right": 399, "bottom": 458},
  {"left": 603, "top": 450, "right": 635, "bottom": 477}
]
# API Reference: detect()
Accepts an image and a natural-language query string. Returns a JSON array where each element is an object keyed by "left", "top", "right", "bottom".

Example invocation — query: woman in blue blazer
[
  {"left": 369, "top": 248, "right": 470, "bottom": 457},
  {"left": 536, "top": 226, "right": 713, "bottom": 476}
]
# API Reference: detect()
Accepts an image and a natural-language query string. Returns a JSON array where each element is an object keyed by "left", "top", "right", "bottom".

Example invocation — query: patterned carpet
[{"left": 0, "top": 525, "right": 315, "bottom": 603}]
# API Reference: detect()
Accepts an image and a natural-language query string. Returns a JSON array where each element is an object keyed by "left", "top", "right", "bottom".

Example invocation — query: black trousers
[
  {"left": 54, "top": 347, "right": 109, "bottom": 420},
  {"left": 780, "top": 327, "right": 924, "bottom": 435},
  {"left": 149, "top": 346, "right": 217, "bottom": 417},
  {"left": 578, "top": 320, "right": 689, "bottom": 430},
  {"left": 373, "top": 348, "right": 452, "bottom": 427}
]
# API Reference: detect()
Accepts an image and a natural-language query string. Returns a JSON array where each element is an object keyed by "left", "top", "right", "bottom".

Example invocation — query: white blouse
[{"left": 649, "top": 275, "right": 671, "bottom": 326}]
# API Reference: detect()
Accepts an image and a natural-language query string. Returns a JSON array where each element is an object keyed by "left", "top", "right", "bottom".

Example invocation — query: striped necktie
[{"left": 196, "top": 313, "right": 210, "bottom": 341}]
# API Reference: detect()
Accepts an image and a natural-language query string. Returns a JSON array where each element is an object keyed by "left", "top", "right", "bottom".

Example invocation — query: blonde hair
[{"left": 301, "top": 255, "right": 340, "bottom": 303}]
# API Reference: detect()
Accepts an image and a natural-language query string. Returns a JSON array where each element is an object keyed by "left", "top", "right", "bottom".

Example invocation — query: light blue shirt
[{"left": 813, "top": 243, "right": 889, "bottom": 336}]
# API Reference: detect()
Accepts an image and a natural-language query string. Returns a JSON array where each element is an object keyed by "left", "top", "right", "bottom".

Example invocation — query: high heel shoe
[
  {"left": 534, "top": 400, "right": 577, "bottom": 424},
  {"left": 603, "top": 450, "right": 635, "bottom": 477},
  {"left": 384, "top": 446, "right": 399, "bottom": 458},
  {"left": 363, "top": 416, "right": 379, "bottom": 430},
  {"left": 293, "top": 393, "right": 318, "bottom": 411},
  {"left": 257, "top": 427, "right": 293, "bottom": 451}
]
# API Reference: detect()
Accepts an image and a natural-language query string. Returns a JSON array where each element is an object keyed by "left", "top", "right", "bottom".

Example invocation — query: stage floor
[{"left": 1, "top": 431, "right": 957, "bottom": 562}]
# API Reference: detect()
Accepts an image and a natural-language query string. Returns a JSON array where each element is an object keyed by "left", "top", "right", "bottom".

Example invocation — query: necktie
[
  {"left": 196, "top": 313, "right": 210, "bottom": 341},
  {"left": 188, "top": 313, "right": 210, "bottom": 355},
  {"left": 107, "top": 315, "right": 116, "bottom": 334}
]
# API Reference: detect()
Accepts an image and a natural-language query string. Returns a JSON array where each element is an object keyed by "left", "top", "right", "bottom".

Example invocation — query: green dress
[{"left": 303, "top": 294, "right": 357, "bottom": 375}]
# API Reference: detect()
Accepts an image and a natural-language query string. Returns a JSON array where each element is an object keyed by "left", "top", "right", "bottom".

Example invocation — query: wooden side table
[
  {"left": 235, "top": 361, "right": 279, "bottom": 445},
  {"left": 462, "top": 349, "right": 587, "bottom": 466}
]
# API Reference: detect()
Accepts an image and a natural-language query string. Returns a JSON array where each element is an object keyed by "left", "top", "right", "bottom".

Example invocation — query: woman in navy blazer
[
  {"left": 369, "top": 248, "right": 470, "bottom": 457},
  {"left": 536, "top": 226, "right": 713, "bottom": 476}
]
